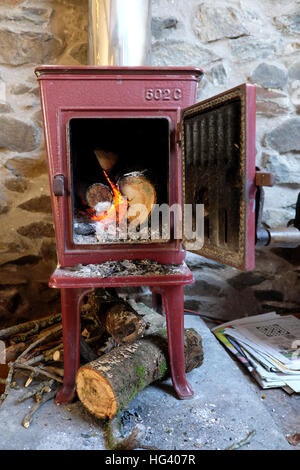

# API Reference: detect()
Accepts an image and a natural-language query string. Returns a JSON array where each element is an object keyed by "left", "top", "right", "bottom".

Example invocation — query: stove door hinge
[{"left": 176, "top": 122, "right": 182, "bottom": 145}]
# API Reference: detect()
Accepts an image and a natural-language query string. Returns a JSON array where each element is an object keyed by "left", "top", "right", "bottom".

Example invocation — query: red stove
[
  {"left": 35, "top": 0, "right": 260, "bottom": 405},
  {"left": 35, "top": 66, "right": 257, "bottom": 269},
  {"left": 36, "top": 65, "right": 257, "bottom": 404}
]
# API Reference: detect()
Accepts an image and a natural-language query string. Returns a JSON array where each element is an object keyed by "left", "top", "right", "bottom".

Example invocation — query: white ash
[
  {"left": 60, "top": 259, "right": 188, "bottom": 278},
  {"left": 94, "top": 201, "right": 112, "bottom": 215},
  {"left": 73, "top": 221, "right": 168, "bottom": 245}
]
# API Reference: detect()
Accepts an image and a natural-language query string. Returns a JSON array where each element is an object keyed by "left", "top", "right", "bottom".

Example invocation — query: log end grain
[{"left": 76, "top": 367, "right": 118, "bottom": 420}]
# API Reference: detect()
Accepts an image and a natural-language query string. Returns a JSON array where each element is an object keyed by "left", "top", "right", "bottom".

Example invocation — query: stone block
[
  {"left": 5, "top": 156, "right": 47, "bottom": 178},
  {"left": 227, "top": 272, "right": 268, "bottom": 290},
  {"left": 231, "top": 37, "right": 276, "bottom": 61},
  {"left": 0, "top": 116, "right": 41, "bottom": 152},
  {"left": 152, "top": 40, "right": 217, "bottom": 66},
  {"left": 209, "top": 62, "right": 228, "bottom": 86},
  {"left": 0, "top": 101, "right": 12, "bottom": 113},
  {"left": 39, "top": 240, "right": 57, "bottom": 260},
  {"left": 184, "top": 279, "right": 224, "bottom": 297},
  {"left": 0, "top": 193, "right": 10, "bottom": 215},
  {"left": 288, "top": 61, "right": 300, "bottom": 81},
  {"left": 0, "top": 287, "right": 20, "bottom": 316},
  {"left": 251, "top": 62, "right": 287, "bottom": 89},
  {"left": 0, "top": 28, "right": 63, "bottom": 66},
  {"left": 262, "top": 208, "right": 295, "bottom": 229},
  {"left": 4, "top": 175, "right": 28, "bottom": 193},
  {"left": 69, "top": 42, "right": 88, "bottom": 65},
  {"left": 17, "top": 222, "right": 55, "bottom": 239},
  {"left": 274, "top": 13, "right": 300, "bottom": 35},
  {"left": 265, "top": 118, "right": 300, "bottom": 153},
  {"left": 152, "top": 17, "right": 178, "bottom": 39},
  {"left": 18, "top": 195, "right": 52, "bottom": 214},
  {"left": 261, "top": 152, "right": 300, "bottom": 185},
  {"left": 193, "top": 4, "right": 248, "bottom": 43},
  {"left": 0, "top": 266, "right": 29, "bottom": 286}
]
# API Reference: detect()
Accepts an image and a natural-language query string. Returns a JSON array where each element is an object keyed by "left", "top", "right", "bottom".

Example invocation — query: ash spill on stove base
[{"left": 60, "top": 259, "right": 188, "bottom": 278}]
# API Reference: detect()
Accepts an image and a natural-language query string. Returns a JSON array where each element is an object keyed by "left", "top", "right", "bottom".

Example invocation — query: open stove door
[{"left": 181, "top": 84, "right": 257, "bottom": 270}]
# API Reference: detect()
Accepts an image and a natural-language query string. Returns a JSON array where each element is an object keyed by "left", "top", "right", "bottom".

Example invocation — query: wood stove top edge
[{"left": 35, "top": 65, "right": 204, "bottom": 79}]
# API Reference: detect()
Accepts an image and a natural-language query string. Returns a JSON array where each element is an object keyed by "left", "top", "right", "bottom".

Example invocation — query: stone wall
[{"left": 0, "top": 0, "right": 299, "bottom": 326}]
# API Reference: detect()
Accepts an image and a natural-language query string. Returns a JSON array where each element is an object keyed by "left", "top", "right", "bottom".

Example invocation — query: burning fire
[{"left": 86, "top": 171, "right": 128, "bottom": 227}]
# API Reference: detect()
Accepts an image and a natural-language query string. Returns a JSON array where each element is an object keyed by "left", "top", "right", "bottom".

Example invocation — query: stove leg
[
  {"left": 55, "top": 287, "right": 92, "bottom": 405},
  {"left": 151, "top": 285, "right": 194, "bottom": 400}
]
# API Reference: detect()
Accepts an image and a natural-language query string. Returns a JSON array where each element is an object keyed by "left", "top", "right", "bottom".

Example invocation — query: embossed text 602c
[{"left": 145, "top": 88, "right": 183, "bottom": 101}]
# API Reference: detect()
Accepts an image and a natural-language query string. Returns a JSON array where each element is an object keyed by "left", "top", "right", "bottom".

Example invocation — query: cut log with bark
[
  {"left": 85, "top": 183, "right": 113, "bottom": 209},
  {"left": 127, "top": 299, "right": 165, "bottom": 336},
  {"left": 118, "top": 172, "right": 156, "bottom": 225},
  {"left": 76, "top": 328, "right": 203, "bottom": 420},
  {"left": 105, "top": 302, "right": 146, "bottom": 344}
]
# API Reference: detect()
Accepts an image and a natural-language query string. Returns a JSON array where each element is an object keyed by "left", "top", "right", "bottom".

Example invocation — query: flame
[{"left": 88, "top": 171, "right": 128, "bottom": 227}]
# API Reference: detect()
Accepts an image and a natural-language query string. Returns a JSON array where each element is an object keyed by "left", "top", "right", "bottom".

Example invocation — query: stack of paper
[{"left": 212, "top": 311, "right": 300, "bottom": 393}]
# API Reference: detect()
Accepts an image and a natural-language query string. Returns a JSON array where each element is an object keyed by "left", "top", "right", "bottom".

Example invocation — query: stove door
[{"left": 181, "top": 84, "right": 256, "bottom": 270}]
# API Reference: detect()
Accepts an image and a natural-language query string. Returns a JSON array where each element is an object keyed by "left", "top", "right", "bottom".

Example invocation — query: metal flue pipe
[{"left": 88, "top": 0, "right": 152, "bottom": 66}]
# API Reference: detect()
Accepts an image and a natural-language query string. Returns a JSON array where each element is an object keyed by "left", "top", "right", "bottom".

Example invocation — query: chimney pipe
[{"left": 88, "top": 0, "right": 152, "bottom": 66}]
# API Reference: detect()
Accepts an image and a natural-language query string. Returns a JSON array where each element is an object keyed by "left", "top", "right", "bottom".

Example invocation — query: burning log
[
  {"left": 94, "top": 149, "right": 119, "bottom": 172},
  {"left": 76, "top": 328, "right": 203, "bottom": 419},
  {"left": 118, "top": 172, "right": 156, "bottom": 225},
  {"left": 85, "top": 182, "right": 113, "bottom": 209}
]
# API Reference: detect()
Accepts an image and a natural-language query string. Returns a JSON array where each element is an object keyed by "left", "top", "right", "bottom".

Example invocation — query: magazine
[{"left": 212, "top": 311, "right": 300, "bottom": 392}]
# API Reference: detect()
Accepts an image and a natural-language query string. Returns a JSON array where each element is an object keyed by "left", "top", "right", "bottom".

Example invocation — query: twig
[
  {"left": 14, "top": 363, "right": 63, "bottom": 383},
  {"left": 10, "top": 325, "right": 40, "bottom": 344},
  {"left": 225, "top": 430, "right": 256, "bottom": 450},
  {"left": 0, "top": 313, "right": 61, "bottom": 341},
  {"left": 22, "top": 389, "right": 57, "bottom": 428},
  {"left": 21, "top": 342, "right": 63, "bottom": 366},
  {"left": 41, "top": 365, "right": 64, "bottom": 378},
  {"left": 35, "top": 382, "right": 53, "bottom": 403},
  {"left": 0, "top": 364, "right": 14, "bottom": 406},
  {"left": 17, "top": 380, "right": 54, "bottom": 404},
  {"left": 24, "top": 371, "right": 36, "bottom": 388},
  {"left": 14, "top": 325, "right": 62, "bottom": 365}
]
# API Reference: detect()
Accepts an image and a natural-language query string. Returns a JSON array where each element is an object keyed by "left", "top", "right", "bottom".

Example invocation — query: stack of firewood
[{"left": 0, "top": 288, "right": 204, "bottom": 428}]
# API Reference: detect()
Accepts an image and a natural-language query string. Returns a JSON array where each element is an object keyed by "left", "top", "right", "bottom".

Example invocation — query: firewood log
[
  {"left": 85, "top": 183, "right": 113, "bottom": 208},
  {"left": 118, "top": 172, "right": 156, "bottom": 225},
  {"left": 94, "top": 149, "right": 118, "bottom": 172},
  {"left": 127, "top": 299, "right": 165, "bottom": 336},
  {"left": 105, "top": 302, "right": 146, "bottom": 344},
  {"left": 76, "top": 328, "right": 203, "bottom": 419}
]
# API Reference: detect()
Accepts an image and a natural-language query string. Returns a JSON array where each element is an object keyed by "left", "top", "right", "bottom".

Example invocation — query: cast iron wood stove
[
  {"left": 36, "top": 0, "right": 300, "bottom": 406},
  {"left": 35, "top": 64, "right": 258, "bottom": 404}
]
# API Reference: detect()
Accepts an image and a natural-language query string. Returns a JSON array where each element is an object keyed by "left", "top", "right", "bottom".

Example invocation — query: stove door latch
[{"left": 53, "top": 174, "right": 65, "bottom": 197}]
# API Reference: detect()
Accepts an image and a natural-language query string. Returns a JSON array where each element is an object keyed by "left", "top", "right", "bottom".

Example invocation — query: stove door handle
[{"left": 53, "top": 174, "right": 65, "bottom": 197}]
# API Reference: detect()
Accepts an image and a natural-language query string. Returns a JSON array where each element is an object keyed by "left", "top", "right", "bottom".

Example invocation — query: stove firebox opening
[{"left": 69, "top": 117, "right": 170, "bottom": 245}]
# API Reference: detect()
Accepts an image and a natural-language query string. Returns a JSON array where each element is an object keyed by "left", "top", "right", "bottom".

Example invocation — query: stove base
[{"left": 49, "top": 263, "right": 194, "bottom": 404}]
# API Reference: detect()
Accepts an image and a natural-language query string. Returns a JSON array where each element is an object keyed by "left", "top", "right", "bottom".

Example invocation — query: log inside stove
[{"left": 73, "top": 149, "right": 159, "bottom": 244}]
